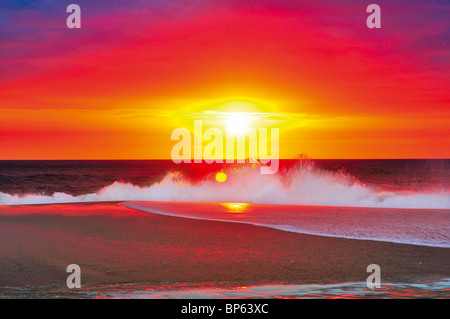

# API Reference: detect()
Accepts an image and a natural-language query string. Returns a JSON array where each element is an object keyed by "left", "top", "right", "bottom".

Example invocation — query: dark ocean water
[{"left": 0, "top": 159, "right": 448, "bottom": 197}]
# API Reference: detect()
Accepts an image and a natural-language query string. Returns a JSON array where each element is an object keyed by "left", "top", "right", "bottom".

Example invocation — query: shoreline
[
  {"left": 124, "top": 201, "right": 450, "bottom": 248},
  {"left": 0, "top": 202, "right": 449, "bottom": 293},
  {"left": 2, "top": 199, "right": 449, "bottom": 210}
]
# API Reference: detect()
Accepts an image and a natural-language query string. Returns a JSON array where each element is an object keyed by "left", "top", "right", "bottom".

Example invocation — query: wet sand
[{"left": 0, "top": 202, "right": 448, "bottom": 290}]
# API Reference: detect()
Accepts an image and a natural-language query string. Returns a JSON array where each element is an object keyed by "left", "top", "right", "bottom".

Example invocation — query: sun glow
[{"left": 226, "top": 113, "right": 251, "bottom": 135}]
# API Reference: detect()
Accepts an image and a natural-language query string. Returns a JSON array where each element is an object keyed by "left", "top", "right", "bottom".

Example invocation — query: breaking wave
[{"left": 0, "top": 161, "right": 449, "bottom": 208}]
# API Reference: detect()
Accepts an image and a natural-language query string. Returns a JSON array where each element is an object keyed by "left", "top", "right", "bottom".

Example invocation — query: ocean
[
  {"left": 1, "top": 159, "right": 449, "bottom": 244},
  {"left": 1, "top": 159, "right": 449, "bottom": 245},
  {"left": 2, "top": 280, "right": 449, "bottom": 299}
]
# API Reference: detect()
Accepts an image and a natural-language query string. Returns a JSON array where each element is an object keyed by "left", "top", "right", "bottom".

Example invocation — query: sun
[
  {"left": 215, "top": 171, "right": 227, "bottom": 183},
  {"left": 226, "top": 113, "right": 251, "bottom": 135}
]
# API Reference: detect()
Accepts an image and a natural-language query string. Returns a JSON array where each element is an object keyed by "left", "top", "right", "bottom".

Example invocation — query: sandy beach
[{"left": 0, "top": 201, "right": 448, "bottom": 295}]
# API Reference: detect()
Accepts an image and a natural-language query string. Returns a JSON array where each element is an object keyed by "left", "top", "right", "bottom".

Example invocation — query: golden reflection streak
[{"left": 220, "top": 203, "right": 249, "bottom": 214}]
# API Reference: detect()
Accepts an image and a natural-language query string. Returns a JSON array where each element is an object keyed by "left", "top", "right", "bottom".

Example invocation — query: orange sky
[{"left": 0, "top": 1, "right": 449, "bottom": 159}]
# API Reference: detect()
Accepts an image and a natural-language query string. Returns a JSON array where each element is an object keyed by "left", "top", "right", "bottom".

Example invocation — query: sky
[{"left": 0, "top": 0, "right": 449, "bottom": 159}]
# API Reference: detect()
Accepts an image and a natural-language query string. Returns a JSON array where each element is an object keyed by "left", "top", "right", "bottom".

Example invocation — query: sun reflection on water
[{"left": 220, "top": 203, "right": 249, "bottom": 214}]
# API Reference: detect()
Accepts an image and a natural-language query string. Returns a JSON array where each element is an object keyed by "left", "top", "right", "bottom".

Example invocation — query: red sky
[{"left": 0, "top": 0, "right": 449, "bottom": 159}]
